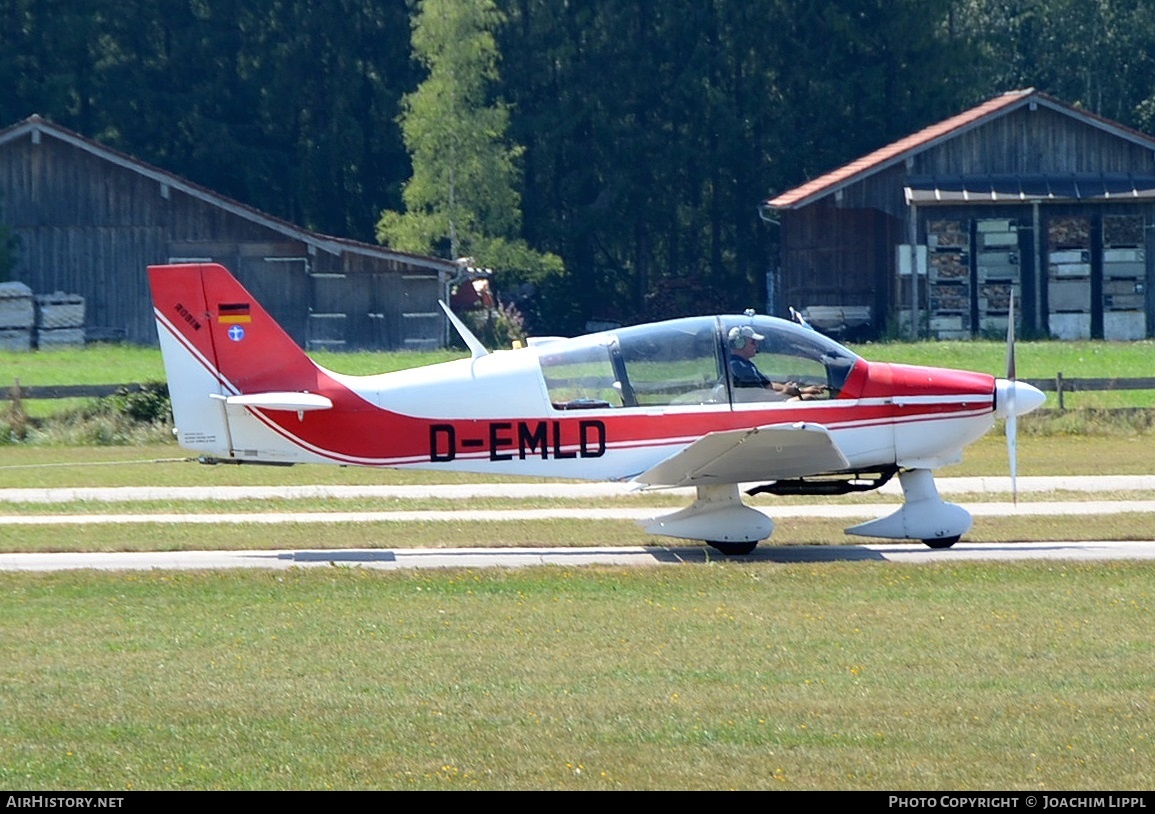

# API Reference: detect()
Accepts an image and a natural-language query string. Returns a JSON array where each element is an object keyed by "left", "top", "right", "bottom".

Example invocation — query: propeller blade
[
  {"left": 1007, "top": 412, "right": 1017, "bottom": 504},
  {"left": 1005, "top": 289, "right": 1018, "bottom": 505},
  {"left": 1005, "top": 291, "right": 1016, "bottom": 380}
]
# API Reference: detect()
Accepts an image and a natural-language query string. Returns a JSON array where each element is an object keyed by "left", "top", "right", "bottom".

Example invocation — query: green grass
[
  {"left": 0, "top": 345, "right": 469, "bottom": 421},
  {"left": 2, "top": 339, "right": 1154, "bottom": 437},
  {"left": 1, "top": 563, "right": 1152, "bottom": 790},
  {"left": 1, "top": 344, "right": 166, "bottom": 386},
  {"left": 0, "top": 344, "right": 467, "bottom": 388},
  {"left": 0, "top": 444, "right": 549, "bottom": 487}
]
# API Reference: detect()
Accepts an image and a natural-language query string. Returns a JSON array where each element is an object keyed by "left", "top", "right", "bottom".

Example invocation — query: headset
[{"left": 727, "top": 325, "right": 764, "bottom": 350}]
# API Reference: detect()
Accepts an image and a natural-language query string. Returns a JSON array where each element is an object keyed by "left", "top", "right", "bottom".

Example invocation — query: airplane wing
[{"left": 634, "top": 422, "right": 850, "bottom": 488}]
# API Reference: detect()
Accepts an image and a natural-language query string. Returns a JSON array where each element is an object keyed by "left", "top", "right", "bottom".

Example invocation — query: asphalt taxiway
[
  {"left": 1, "top": 475, "right": 1153, "bottom": 572},
  {"left": 1, "top": 540, "right": 1154, "bottom": 572}
]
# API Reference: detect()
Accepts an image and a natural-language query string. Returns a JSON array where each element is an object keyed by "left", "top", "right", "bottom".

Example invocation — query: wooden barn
[
  {"left": 762, "top": 89, "right": 1155, "bottom": 341},
  {"left": 0, "top": 115, "right": 457, "bottom": 349}
]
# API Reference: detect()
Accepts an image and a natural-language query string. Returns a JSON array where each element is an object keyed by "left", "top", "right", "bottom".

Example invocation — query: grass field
[
  {"left": 3, "top": 342, "right": 1155, "bottom": 789},
  {"left": 1, "top": 344, "right": 467, "bottom": 421},
  {"left": 1, "top": 563, "right": 1153, "bottom": 790},
  {"left": 3, "top": 337, "right": 1154, "bottom": 381},
  {"left": 0, "top": 343, "right": 466, "bottom": 387},
  {"left": 856, "top": 338, "right": 1155, "bottom": 410}
]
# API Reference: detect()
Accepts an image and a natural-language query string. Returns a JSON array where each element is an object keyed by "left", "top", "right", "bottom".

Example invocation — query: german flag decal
[{"left": 218, "top": 302, "right": 252, "bottom": 324}]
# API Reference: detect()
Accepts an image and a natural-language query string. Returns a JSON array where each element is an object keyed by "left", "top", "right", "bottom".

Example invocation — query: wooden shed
[
  {"left": 0, "top": 115, "right": 457, "bottom": 349},
  {"left": 761, "top": 89, "right": 1155, "bottom": 341}
]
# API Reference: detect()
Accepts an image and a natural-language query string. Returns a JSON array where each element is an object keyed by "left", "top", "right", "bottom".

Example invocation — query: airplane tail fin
[{"left": 148, "top": 262, "right": 323, "bottom": 460}]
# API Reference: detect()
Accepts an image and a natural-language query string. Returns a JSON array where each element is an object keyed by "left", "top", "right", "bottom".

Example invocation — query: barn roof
[
  {"left": 764, "top": 89, "right": 1155, "bottom": 211},
  {"left": 0, "top": 114, "right": 455, "bottom": 273}
]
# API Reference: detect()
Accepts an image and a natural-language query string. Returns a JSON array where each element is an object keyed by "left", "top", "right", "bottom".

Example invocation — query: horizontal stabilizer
[
  {"left": 635, "top": 422, "right": 849, "bottom": 488},
  {"left": 210, "top": 392, "right": 333, "bottom": 412}
]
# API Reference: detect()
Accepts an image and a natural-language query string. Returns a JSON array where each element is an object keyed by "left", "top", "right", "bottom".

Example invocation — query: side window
[
  {"left": 540, "top": 339, "right": 623, "bottom": 409},
  {"left": 618, "top": 320, "right": 723, "bottom": 406}
]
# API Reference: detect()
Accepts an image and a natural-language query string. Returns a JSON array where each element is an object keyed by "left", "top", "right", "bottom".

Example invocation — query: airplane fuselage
[{"left": 159, "top": 307, "right": 997, "bottom": 482}]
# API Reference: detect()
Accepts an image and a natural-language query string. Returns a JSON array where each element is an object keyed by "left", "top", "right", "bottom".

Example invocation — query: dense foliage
[{"left": 4, "top": 0, "right": 1155, "bottom": 332}]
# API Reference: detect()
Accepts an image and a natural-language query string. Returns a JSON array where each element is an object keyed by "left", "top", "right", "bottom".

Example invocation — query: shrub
[{"left": 0, "top": 381, "right": 173, "bottom": 446}]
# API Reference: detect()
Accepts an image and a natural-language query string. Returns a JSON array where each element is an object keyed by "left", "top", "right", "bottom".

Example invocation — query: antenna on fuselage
[
  {"left": 439, "top": 300, "right": 489, "bottom": 360},
  {"left": 789, "top": 306, "right": 813, "bottom": 330}
]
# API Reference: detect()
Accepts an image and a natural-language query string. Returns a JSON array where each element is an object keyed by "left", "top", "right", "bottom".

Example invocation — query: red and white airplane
[{"left": 149, "top": 262, "right": 1045, "bottom": 555}]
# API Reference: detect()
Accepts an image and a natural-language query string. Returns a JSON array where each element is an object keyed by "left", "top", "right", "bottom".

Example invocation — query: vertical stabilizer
[{"left": 148, "top": 263, "right": 321, "bottom": 460}]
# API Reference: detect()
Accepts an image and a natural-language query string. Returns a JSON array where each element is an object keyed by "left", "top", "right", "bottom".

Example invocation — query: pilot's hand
[
  {"left": 797, "top": 384, "right": 831, "bottom": 400},
  {"left": 772, "top": 381, "right": 803, "bottom": 398},
  {"left": 774, "top": 381, "right": 830, "bottom": 399}
]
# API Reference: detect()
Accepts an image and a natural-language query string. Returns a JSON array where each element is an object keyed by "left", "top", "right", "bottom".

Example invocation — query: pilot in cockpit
[{"left": 726, "top": 325, "right": 829, "bottom": 400}]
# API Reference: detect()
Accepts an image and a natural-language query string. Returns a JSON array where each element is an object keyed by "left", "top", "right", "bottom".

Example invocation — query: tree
[
  {"left": 953, "top": 0, "right": 1155, "bottom": 126},
  {"left": 499, "top": 0, "right": 784, "bottom": 327},
  {"left": 498, "top": 0, "right": 985, "bottom": 328},
  {"left": 377, "top": 0, "right": 562, "bottom": 333},
  {"left": 379, "top": 0, "right": 544, "bottom": 256}
]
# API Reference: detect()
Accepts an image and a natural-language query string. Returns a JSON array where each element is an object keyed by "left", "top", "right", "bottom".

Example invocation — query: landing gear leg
[
  {"left": 643, "top": 483, "right": 773, "bottom": 554},
  {"left": 844, "top": 468, "right": 971, "bottom": 547}
]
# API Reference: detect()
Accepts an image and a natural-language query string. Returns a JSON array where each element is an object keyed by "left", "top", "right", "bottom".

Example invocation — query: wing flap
[{"left": 635, "top": 422, "right": 850, "bottom": 488}]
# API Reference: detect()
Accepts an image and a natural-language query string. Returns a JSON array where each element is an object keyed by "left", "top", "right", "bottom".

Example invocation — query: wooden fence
[
  {"left": 3, "top": 383, "right": 152, "bottom": 401},
  {"left": 1027, "top": 375, "right": 1155, "bottom": 410}
]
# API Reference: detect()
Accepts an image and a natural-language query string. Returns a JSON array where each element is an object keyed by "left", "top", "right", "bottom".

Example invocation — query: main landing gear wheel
[
  {"left": 922, "top": 536, "right": 960, "bottom": 550},
  {"left": 706, "top": 540, "right": 759, "bottom": 556}
]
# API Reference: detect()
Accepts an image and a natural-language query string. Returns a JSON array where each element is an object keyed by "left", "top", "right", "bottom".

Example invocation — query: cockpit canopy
[{"left": 538, "top": 315, "right": 861, "bottom": 410}]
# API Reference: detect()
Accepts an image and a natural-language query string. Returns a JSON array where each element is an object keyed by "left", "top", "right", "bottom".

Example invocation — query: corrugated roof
[
  {"left": 0, "top": 115, "right": 456, "bottom": 272},
  {"left": 906, "top": 173, "right": 1155, "bottom": 203},
  {"left": 764, "top": 89, "right": 1155, "bottom": 211}
]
